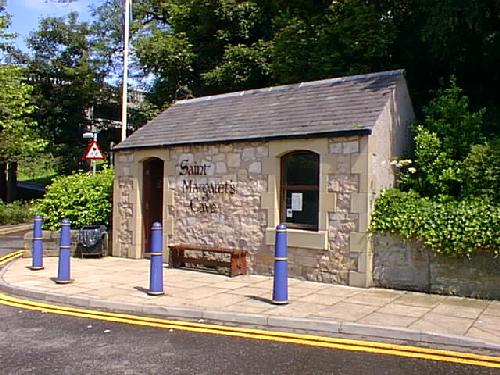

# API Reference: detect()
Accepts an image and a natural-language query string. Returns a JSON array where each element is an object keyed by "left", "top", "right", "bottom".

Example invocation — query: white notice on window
[
  {"left": 286, "top": 208, "right": 293, "bottom": 218},
  {"left": 291, "top": 193, "right": 303, "bottom": 211}
]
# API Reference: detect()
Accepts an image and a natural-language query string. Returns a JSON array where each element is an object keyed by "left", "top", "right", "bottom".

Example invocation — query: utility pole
[{"left": 121, "top": 0, "right": 131, "bottom": 142}]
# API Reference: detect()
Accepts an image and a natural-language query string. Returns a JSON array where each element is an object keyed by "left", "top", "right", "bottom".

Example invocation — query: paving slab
[
  {"left": 1, "top": 256, "right": 500, "bottom": 352},
  {"left": 376, "top": 303, "right": 431, "bottom": 318},
  {"left": 473, "top": 314, "right": 500, "bottom": 335},
  {"left": 263, "top": 300, "right": 327, "bottom": 317},
  {"left": 287, "top": 287, "right": 318, "bottom": 298},
  {"left": 193, "top": 293, "right": 248, "bottom": 309},
  {"left": 315, "top": 285, "right": 363, "bottom": 298},
  {"left": 229, "top": 286, "right": 270, "bottom": 297},
  {"left": 408, "top": 313, "right": 475, "bottom": 336},
  {"left": 483, "top": 301, "right": 500, "bottom": 317},
  {"left": 314, "top": 302, "right": 377, "bottom": 321},
  {"left": 357, "top": 312, "right": 418, "bottom": 328},
  {"left": 395, "top": 292, "right": 446, "bottom": 308},
  {"left": 346, "top": 291, "right": 400, "bottom": 307},
  {"left": 431, "top": 297, "right": 490, "bottom": 319},
  {"left": 298, "top": 293, "right": 345, "bottom": 305}
]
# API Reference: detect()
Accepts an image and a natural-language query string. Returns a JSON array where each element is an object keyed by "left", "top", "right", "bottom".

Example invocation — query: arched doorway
[{"left": 142, "top": 158, "right": 164, "bottom": 256}]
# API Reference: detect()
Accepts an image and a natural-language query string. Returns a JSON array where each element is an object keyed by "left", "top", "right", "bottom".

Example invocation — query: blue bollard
[
  {"left": 56, "top": 219, "right": 73, "bottom": 284},
  {"left": 147, "top": 222, "right": 164, "bottom": 296},
  {"left": 272, "top": 223, "right": 288, "bottom": 304},
  {"left": 30, "top": 215, "right": 44, "bottom": 270}
]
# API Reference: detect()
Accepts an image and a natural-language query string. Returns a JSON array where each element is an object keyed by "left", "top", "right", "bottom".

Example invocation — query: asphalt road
[
  {"left": 0, "top": 304, "right": 496, "bottom": 375},
  {"left": 0, "top": 231, "right": 27, "bottom": 257}
]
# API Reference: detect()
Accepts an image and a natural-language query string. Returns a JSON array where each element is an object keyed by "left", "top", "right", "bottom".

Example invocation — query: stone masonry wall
[
  {"left": 250, "top": 135, "right": 367, "bottom": 284},
  {"left": 114, "top": 151, "right": 135, "bottom": 258},
  {"left": 327, "top": 136, "right": 363, "bottom": 284},
  {"left": 374, "top": 234, "right": 500, "bottom": 299},
  {"left": 113, "top": 135, "right": 373, "bottom": 285},
  {"left": 167, "top": 142, "right": 269, "bottom": 255}
]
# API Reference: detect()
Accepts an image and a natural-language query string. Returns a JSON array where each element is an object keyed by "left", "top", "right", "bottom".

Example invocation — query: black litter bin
[{"left": 76, "top": 225, "right": 107, "bottom": 258}]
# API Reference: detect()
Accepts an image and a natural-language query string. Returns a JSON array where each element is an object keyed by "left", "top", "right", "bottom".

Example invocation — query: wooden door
[{"left": 143, "top": 158, "right": 164, "bottom": 256}]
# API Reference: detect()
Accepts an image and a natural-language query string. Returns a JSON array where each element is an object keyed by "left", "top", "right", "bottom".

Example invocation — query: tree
[
  {"left": 377, "top": 0, "right": 500, "bottom": 126},
  {"left": 271, "top": 0, "right": 394, "bottom": 84},
  {"left": 0, "top": 1, "right": 46, "bottom": 201},
  {"left": 25, "top": 12, "right": 109, "bottom": 172},
  {"left": 121, "top": 0, "right": 394, "bottom": 105},
  {"left": 77, "top": 0, "right": 500, "bottom": 140}
]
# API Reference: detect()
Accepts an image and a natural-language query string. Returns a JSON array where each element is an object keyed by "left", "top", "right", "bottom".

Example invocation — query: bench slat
[
  {"left": 169, "top": 244, "right": 248, "bottom": 277},
  {"left": 170, "top": 244, "right": 245, "bottom": 255},
  {"left": 177, "top": 257, "right": 230, "bottom": 268}
]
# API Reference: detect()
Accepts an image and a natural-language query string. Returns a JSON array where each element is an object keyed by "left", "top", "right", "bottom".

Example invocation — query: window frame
[{"left": 280, "top": 150, "right": 320, "bottom": 231}]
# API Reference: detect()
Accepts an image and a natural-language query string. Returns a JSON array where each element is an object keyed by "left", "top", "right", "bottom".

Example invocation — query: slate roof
[{"left": 115, "top": 69, "right": 405, "bottom": 150}]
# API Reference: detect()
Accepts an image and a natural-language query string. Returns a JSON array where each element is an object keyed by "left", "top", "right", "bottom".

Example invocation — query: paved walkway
[{"left": 1, "top": 256, "right": 500, "bottom": 351}]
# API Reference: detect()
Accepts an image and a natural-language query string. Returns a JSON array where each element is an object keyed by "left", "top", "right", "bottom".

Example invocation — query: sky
[
  {"left": 6, "top": 0, "right": 98, "bottom": 52},
  {"left": 5, "top": 0, "right": 148, "bottom": 87}
]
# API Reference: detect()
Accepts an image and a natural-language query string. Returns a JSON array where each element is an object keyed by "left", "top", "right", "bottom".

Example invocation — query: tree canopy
[
  {"left": 128, "top": 0, "right": 395, "bottom": 104},
  {"left": 0, "top": 1, "right": 45, "bottom": 165},
  {"left": 2, "top": 0, "right": 500, "bottom": 173},
  {"left": 24, "top": 12, "right": 114, "bottom": 172},
  {"left": 123, "top": 0, "right": 500, "bottom": 131}
]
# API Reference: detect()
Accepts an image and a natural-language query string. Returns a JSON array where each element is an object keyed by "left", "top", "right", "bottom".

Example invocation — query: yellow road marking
[
  {"left": 0, "top": 250, "right": 25, "bottom": 265},
  {"left": 0, "top": 292, "right": 498, "bottom": 368},
  {"left": 0, "top": 252, "right": 499, "bottom": 368}
]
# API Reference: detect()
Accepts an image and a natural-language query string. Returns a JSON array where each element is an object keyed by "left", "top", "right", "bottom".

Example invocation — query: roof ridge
[{"left": 174, "top": 69, "right": 404, "bottom": 106}]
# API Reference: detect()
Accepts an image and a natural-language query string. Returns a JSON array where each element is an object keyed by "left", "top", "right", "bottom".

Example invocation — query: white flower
[
  {"left": 400, "top": 159, "right": 412, "bottom": 166},
  {"left": 408, "top": 167, "right": 416, "bottom": 174},
  {"left": 390, "top": 160, "right": 398, "bottom": 166}
]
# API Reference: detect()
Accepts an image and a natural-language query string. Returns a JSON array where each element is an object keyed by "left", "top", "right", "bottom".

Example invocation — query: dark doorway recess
[{"left": 142, "top": 158, "right": 164, "bottom": 256}]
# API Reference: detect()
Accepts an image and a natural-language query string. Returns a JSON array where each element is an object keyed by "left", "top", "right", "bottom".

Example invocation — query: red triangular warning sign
[{"left": 83, "top": 141, "right": 105, "bottom": 160}]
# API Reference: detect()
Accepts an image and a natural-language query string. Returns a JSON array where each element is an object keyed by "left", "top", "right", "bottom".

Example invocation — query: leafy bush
[
  {"left": 398, "top": 78, "right": 487, "bottom": 198},
  {"left": 371, "top": 189, "right": 500, "bottom": 257},
  {"left": 463, "top": 140, "right": 500, "bottom": 201},
  {"left": 0, "top": 201, "right": 32, "bottom": 225},
  {"left": 402, "top": 126, "right": 461, "bottom": 196},
  {"left": 422, "top": 77, "right": 485, "bottom": 160},
  {"left": 34, "top": 168, "right": 114, "bottom": 230},
  {"left": 374, "top": 79, "right": 500, "bottom": 257}
]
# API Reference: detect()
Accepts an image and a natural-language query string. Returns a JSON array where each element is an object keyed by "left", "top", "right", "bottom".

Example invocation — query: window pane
[
  {"left": 284, "top": 190, "right": 319, "bottom": 227},
  {"left": 285, "top": 153, "right": 319, "bottom": 185}
]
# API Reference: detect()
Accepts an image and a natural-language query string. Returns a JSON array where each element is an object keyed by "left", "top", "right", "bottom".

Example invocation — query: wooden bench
[{"left": 168, "top": 244, "right": 248, "bottom": 277}]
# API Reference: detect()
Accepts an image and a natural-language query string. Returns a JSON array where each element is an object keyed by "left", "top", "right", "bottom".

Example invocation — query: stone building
[{"left": 112, "top": 69, "right": 414, "bottom": 287}]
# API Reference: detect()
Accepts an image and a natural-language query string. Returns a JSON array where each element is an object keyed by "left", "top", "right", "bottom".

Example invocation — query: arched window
[{"left": 280, "top": 151, "right": 319, "bottom": 231}]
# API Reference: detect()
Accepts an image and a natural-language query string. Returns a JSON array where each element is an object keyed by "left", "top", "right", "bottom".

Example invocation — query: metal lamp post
[{"left": 121, "top": 0, "right": 131, "bottom": 142}]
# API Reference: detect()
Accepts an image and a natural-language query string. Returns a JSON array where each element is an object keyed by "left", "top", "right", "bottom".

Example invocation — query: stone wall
[
  {"left": 114, "top": 151, "right": 135, "bottom": 258},
  {"left": 327, "top": 136, "right": 363, "bottom": 284},
  {"left": 166, "top": 140, "right": 354, "bottom": 283},
  {"left": 113, "top": 133, "right": 401, "bottom": 286},
  {"left": 374, "top": 235, "right": 500, "bottom": 299},
  {"left": 167, "top": 142, "right": 269, "bottom": 257}
]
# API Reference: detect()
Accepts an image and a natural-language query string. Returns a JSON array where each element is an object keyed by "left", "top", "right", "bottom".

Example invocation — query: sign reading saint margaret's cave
[{"left": 178, "top": 159, "right": 236, "bottom": 214}]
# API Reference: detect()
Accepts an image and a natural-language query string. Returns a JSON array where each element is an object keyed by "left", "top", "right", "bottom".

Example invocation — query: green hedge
[
  {"left": 35, "top": 168, "right": 114, "bottom": 230},
  {"left": 0, "top": 201, "right": 32, "bottom": 225},
  {"left": 371, "top": 189, "right": 500, "bottom": 257}
]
